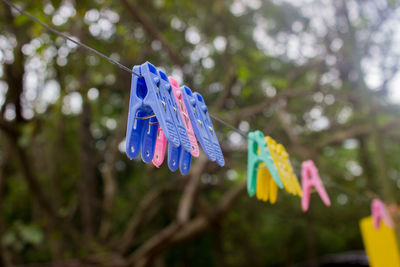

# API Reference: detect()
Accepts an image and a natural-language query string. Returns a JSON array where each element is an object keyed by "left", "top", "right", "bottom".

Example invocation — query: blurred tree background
[{"left": 0, "top": 0, "right": 400, "bottom": 266}]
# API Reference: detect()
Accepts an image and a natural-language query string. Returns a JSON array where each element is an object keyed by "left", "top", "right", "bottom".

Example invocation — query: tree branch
[
  {"left": 119, "top": 0, "right": 184, "bottom": 67},
  {"left": 234, "top": 88, "right": 314, "bottom": 121},
  {"left": 79, "top": 100, "right": 97, "bottom": 238},
  {"left": 176, "top": 154, "right": 208, "bottom": 223},
  {"left": 314, "top": 118, "right": 400, "bottom": 150}
]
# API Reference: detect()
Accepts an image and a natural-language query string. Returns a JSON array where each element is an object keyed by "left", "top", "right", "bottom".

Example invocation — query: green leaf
[{"left": 18, "top": 224, "right": 43, "bottom": 245}]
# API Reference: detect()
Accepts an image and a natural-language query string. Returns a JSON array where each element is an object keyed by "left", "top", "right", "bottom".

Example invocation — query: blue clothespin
[
  {"left": 181, "top": 86, "right": 225, "bottom": 166},
  {"left": 125, "top": 62, "right": 183, "bottom": 162},
  {"left": 141, "top": 116, "right": 159, "bottom": 163},
  {"left": 193, "top": 93, "right": 225, "bottom": 167},
  {"left": 158, "top": 70, "right": 191, "bottom": 152},
  {"left": 157, "top": 70, "right": 192, "bottom": 174},
  {"left": 166, "top": 76, "right": 196, "bottom": 175}
]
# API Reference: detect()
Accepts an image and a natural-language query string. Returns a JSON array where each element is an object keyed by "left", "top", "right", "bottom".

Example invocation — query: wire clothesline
[
  {"left": 2, "top": 0, "right": 376, "bottom": 203},
  {"left": 1, "top": 0, "right": 247, "bottom": 138}
]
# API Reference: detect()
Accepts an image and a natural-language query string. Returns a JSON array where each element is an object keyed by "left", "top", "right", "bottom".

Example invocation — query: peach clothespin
[
  {"left": 301, "top": 160, "right": 331, "bottom": 212},
  {"left": 371, "top": 199, "right": 394, "bottom": 229}
]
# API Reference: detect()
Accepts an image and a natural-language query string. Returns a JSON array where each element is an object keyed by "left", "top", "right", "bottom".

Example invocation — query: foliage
[{"left": 0, "top": 0, "right": 399, "bottom": 266}]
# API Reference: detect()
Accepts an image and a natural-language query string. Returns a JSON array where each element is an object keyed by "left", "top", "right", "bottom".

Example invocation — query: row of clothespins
[
  {"left": 247, "top": 130, "right": 331, "bottom": 211},
  {"left": 125, "top": 61, "right": 224, "bottom": 175},
  {"left": 124, "top": 62, "right": 332, "bottom": 211}
]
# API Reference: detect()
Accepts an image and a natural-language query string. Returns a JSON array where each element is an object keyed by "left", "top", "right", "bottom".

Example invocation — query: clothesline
[
  {"left": 2, "top": 0, "right": 248, "bottom": 138},
  {"left": 1, "top": 0, "right": 377, "bottom": 204}
]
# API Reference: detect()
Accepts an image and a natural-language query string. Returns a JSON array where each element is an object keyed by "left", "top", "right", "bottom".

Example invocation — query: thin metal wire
[
  {"left": 3, "top": 0, "right": 246, "bottom": 138},
  {"left": 3, "top": 0, "right": 247, "bottom": 139},
  {"left": 1, "top": 0, "right": 141, "bottom": 77},
  {"left": 209, "top": 114, "right": 247, "bottom": 138}
]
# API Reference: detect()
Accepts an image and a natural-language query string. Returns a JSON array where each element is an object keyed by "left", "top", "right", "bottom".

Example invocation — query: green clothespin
[{"left": 247, "top": 131, "right": 283, "bottom": 196}]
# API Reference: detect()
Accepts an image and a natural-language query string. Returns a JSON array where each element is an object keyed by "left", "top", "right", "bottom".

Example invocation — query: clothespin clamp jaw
[
  {"left": 140, "top": 62, "right": 180, "bottom": 148},
  {"left": 371, "top": 199, "right": 394, "bottom": 229},
  {"left": 152, "top": 122, "right": 190, "bottom": 174},
  {"left": 301, "top": 160, "right": 331, "bottom": 212},
  {"left": 152, "top": 127, "right": 167, "bottom": 167},
  {"left": 247, "top": 131, "right": 283, "bottom": 197},
  {"left": 158, "top": 70, "right": 192, "bottom": 173},
  {"left": 140, "top": 115, "right": 159, "bottom": 163},
  {"left": 181, "top": 86, "right": 219, "bottom": 164},
  {"left": 266, "top": 137, "right": 302, "bottom": 197},
  {"left": 178, "top": 149, "right": 192, "bottom": 175},
  {"left": 192, "top": 92, "right": 224, "bottom": 167},
  {"left": 256, "top": 161, "right": 279, "bottom": 204},
  {"left": 169, "top": 77, "right": 200, "bottom": 158},
  {"left": 125, "top": 62, "right": 183, "bottom": 163},
  {"left": 152, "top": 77, "right": 196, "bottom": 175},
  {"left": 167, "top": 145, "right": 192, "bottom": 175},
  {"left": 158, "top": 71, "right": 191, "bottom": 152},
  {"left": 166, "top": 77, "right": 199, "bottom": 174},
  {"left": 126, "top": 65, "right": 150, "bottom": 160}
]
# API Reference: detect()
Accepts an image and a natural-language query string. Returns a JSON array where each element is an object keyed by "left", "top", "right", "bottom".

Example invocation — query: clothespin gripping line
[
  {"left": 3, "top": 0, "right": 319, "bottom": 184},
  {"left": 4, "top": 0, "right": 384, "bottom": 204},
  {"left": 1, "top": 0, "right": 248, "bottom": 153}
]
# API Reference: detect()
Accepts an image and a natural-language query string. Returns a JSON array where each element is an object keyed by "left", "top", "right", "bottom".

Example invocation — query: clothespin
[
  {"left": 371, "top": 198, "right": 394, "bottom": 229},
  {"left": 152, "top": 127, "right": 167, "bottom": 167},
  {"left": 125, "top": 62, "right": 189, "bottom": 163},
  {"left": 256, "top": 161, "right": 278, "bottom": 204},
  {"left": 255, "top": 136, "right": 279, "bottom": 204},
  {"left": 247, "top": 131, "right": 283, "bottom": 197},
  {"left": 152, "top": 77, "right": 200, "bottom": 174},
  {"left": 141, "top": 116, "right": 159, "bottom": 163},
  {"left": 265, "top": 137, "right": 302, "bottom": 197},
  {"left": 301, "top": 160, "right": 331, "bottom": 211},
  {"left": 169, "top": 77, "right": 199, "bottom": 158},
  {"left": 181, "top": 86, "right": 224, "bottom": 166}
]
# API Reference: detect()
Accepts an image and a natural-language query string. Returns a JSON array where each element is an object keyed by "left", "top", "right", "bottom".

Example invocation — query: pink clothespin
[
  {"left": 301, "top": 160, "right": 331, "bottom": 212},
  {"left": 169, "top": 77, "right": 199, "bottom": 157},
  {"left": 371, "top": 199, "right": 394, "bottom": 229},
  {"left": 152, "top": 127, "right": 168, "bottom": 167},
  {"left": 152, "top": 77, "right": 200, "bottom": 167}
]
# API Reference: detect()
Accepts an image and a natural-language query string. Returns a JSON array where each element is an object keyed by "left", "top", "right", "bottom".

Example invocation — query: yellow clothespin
[
  {"left": 254, "top": 137, "right": 278, "bottom": 204},
  {"left": 256, "top": 161, "right": 278, "bottom": 203},
  {"left": 360, "top": 216, "right": 400, "bottom": 267},
  {"left": 265, "top": 136, "right": 302, "bottom": 197}
]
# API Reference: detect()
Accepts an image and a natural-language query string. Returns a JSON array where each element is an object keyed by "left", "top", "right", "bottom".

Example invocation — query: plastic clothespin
[
  {"left": 167, "top": 77, "right": 200, "bottom": 174},
  {"left": 301, "top": 160, "right": 331, "bottom": 212},
  {"left": 152, "top": 127, "right": 167, "bottom": 167},
  {"left": 181, "top": 86, "right": 224, "bottom": 166},
  {"left": 247, "top": 131, "right": 283, "bottom": 197},
  {"left": 141, "top": 116, "right": 159, "bottom": 163},
  {"left": 152, "top": 77, "right": 199, "bottom": 174},
  {"left": 125, "top": 62, "right": 181, "bottom": 162},
  {"left": 153, "top": 127, "right": 183, "bottom": 172},
  {"left": 169, "top": 77, "right": 199, "bottom": 158},
  {"left": 265, "top": 137, "right": 302, "bottom": 197},
  {"left": 158, "top": 71, "right": 192, "bottom": 173},
  {"left": 158, "top": 70, "right": 192, "bottom": 153},
  {"left": 255, "top": 137, "right": 278, "bottom": 204},
  {"left": 371, "top": 198, "right": 394, "bottom": 229},
  {"left": 256, "top": 162, "right": 279, "bottom": 204}
]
